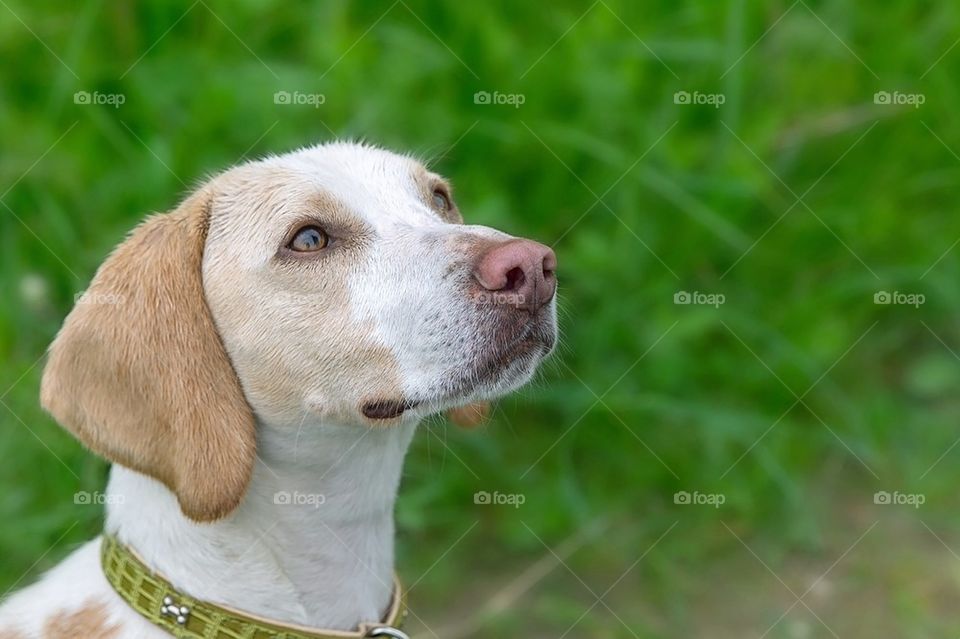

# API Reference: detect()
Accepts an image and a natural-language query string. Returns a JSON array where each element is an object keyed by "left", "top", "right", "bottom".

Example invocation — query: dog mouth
[
  {"left": 360, "top": 335, "right": 545, "bottom": 421},
  {"left": 471, "top": 329, "right": 546, "bottom": 379},
  {"left": 361, "top": 313, "right": 556, "bottom": 421},
  {"left": 437, "top": 318, "right": 556, "bottom": 401},
  {"left": 361, "top": 398, "right": 420, "bottom": 420}
]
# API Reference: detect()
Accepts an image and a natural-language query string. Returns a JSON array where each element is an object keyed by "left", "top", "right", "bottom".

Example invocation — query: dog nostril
[
  {"left": 542, "top": 251, "right": 557, "bottom": 279},
  {"left": 503, "top": 267, "right": 525, "bottom": 292}
]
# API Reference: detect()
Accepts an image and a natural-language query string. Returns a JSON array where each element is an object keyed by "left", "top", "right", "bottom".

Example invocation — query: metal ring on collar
[{"left": 366, "top": 627, "right": 411, "bottom": 639}]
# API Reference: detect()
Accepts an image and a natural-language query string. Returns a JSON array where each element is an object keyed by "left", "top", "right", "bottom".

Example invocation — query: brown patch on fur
[
  {"left": 40, "top": 187, "right": 257, "bottom": 522},
  {"left": 275, "top": 191, "right": 378, "bottom": 258},
  {"left": 203, "top": 178, "right": 402, "bottom": 423},
  {"left": 43, "top": 599, "right": 120, "bottom": 638},
  {"left": 0, "top": 628, "right": 27, "bottom": 639},
  {"left": 201, "top": 176, "right": 411, "bottom": 427}
]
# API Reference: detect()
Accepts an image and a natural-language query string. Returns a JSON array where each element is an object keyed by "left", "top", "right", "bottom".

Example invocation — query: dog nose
[{"left": 473, "top": 239, "right": 557, "bottom": 312}]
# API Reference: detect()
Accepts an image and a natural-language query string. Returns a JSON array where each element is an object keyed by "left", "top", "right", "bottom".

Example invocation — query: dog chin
[
  {"left": 476, "top": 347, "right": 546, "bottom": 397},
  {"left": 365, "top": 315, "right": 556, "bottom": 422},
  {"left": 436, "top": 323, "right": 556, "bottom": 406}
]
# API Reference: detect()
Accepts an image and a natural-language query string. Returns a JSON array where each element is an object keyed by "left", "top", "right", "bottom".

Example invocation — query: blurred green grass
[{"left": 3, "top": 1, "right": 960, "bottom": 636}]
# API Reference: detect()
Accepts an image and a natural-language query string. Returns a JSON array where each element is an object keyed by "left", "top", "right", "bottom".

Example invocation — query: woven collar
[{"left": 101, "top": 535, "right": 409, "bottom": 639}]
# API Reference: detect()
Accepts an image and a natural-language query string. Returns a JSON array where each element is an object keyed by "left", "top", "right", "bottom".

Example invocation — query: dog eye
[
  {"left": 432, "top": 188, "right": 451, "bottom": 212},
  {"left": 288, "top": 226, "right": 329, "bottom": 252}
]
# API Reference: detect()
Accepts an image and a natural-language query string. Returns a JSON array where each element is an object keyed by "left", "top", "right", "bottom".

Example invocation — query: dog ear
[
  {"left": 40, "top": 189, "right": 256, "bottom": 522},
  {"left": 446, "top": 401, "right": 490, "bottom": 429}
]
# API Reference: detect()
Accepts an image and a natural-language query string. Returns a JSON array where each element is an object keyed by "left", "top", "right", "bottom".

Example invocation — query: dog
[{"left": 0, "top": 142, "right": 557, "bottom": 638}]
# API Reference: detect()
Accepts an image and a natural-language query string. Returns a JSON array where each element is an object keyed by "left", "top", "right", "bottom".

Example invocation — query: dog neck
[{"left": 104, "top": 417, "right": 418, "bottom": 631}]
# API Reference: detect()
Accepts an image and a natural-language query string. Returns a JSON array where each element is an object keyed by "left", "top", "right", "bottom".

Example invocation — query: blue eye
[
  {"left": 432, "top": 188, "right": 451, "bottom": 211},
  {"left": 288, "top": 226, "right": 329, "bottom": 252}
]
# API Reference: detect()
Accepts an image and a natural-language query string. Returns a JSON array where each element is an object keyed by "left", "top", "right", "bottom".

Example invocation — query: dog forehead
[
  {"left": 261, "top": 143, "right": 437, "bottom": 230},
  {"left": 204, "top": 143, "right": 449, "bottom": 266}
]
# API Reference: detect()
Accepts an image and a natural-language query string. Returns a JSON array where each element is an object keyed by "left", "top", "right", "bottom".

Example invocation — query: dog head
[{"left": 40, "top": 142, "right": 557, "bottom": 521}]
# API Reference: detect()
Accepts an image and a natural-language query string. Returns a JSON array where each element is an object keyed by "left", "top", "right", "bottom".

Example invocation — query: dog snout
[{"left": 472, "top": 239, "right": 557, "bottom": 312}]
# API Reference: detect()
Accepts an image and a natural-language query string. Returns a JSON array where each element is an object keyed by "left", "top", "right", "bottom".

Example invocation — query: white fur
[{"left": 0, "top": 142, "right": 556, "bottom": 637}]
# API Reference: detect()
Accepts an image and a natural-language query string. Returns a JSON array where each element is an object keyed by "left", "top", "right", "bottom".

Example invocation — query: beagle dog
[{"left": 0, "top": 142, "right": 557, "bottom": 638}]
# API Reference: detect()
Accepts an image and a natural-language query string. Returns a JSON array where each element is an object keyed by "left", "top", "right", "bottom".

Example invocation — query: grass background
[{"left": 2, "top": 1, "right": 960, "bottom": 637}]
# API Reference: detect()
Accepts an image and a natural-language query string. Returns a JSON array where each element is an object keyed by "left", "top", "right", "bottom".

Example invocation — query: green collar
[{"left": 101, "top": 535, "right": 409, "bottom": 639}]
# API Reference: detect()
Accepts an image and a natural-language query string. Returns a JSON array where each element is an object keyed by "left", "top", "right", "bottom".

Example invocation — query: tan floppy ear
[
  {"left": 40, "top": 189, "right": 256, "bottom": 522},
  {"left": 446, "top": 401, "right": 490, "bottom": 429}
]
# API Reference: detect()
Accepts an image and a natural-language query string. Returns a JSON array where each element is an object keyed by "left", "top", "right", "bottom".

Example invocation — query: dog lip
[{"left": 362, "top": 398, "right": 420, "bottom": 420}]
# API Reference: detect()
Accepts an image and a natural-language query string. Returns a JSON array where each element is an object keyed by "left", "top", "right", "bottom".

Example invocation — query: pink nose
[{"left": 473, "top": 239, "right": 557, "bottom": 312}]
